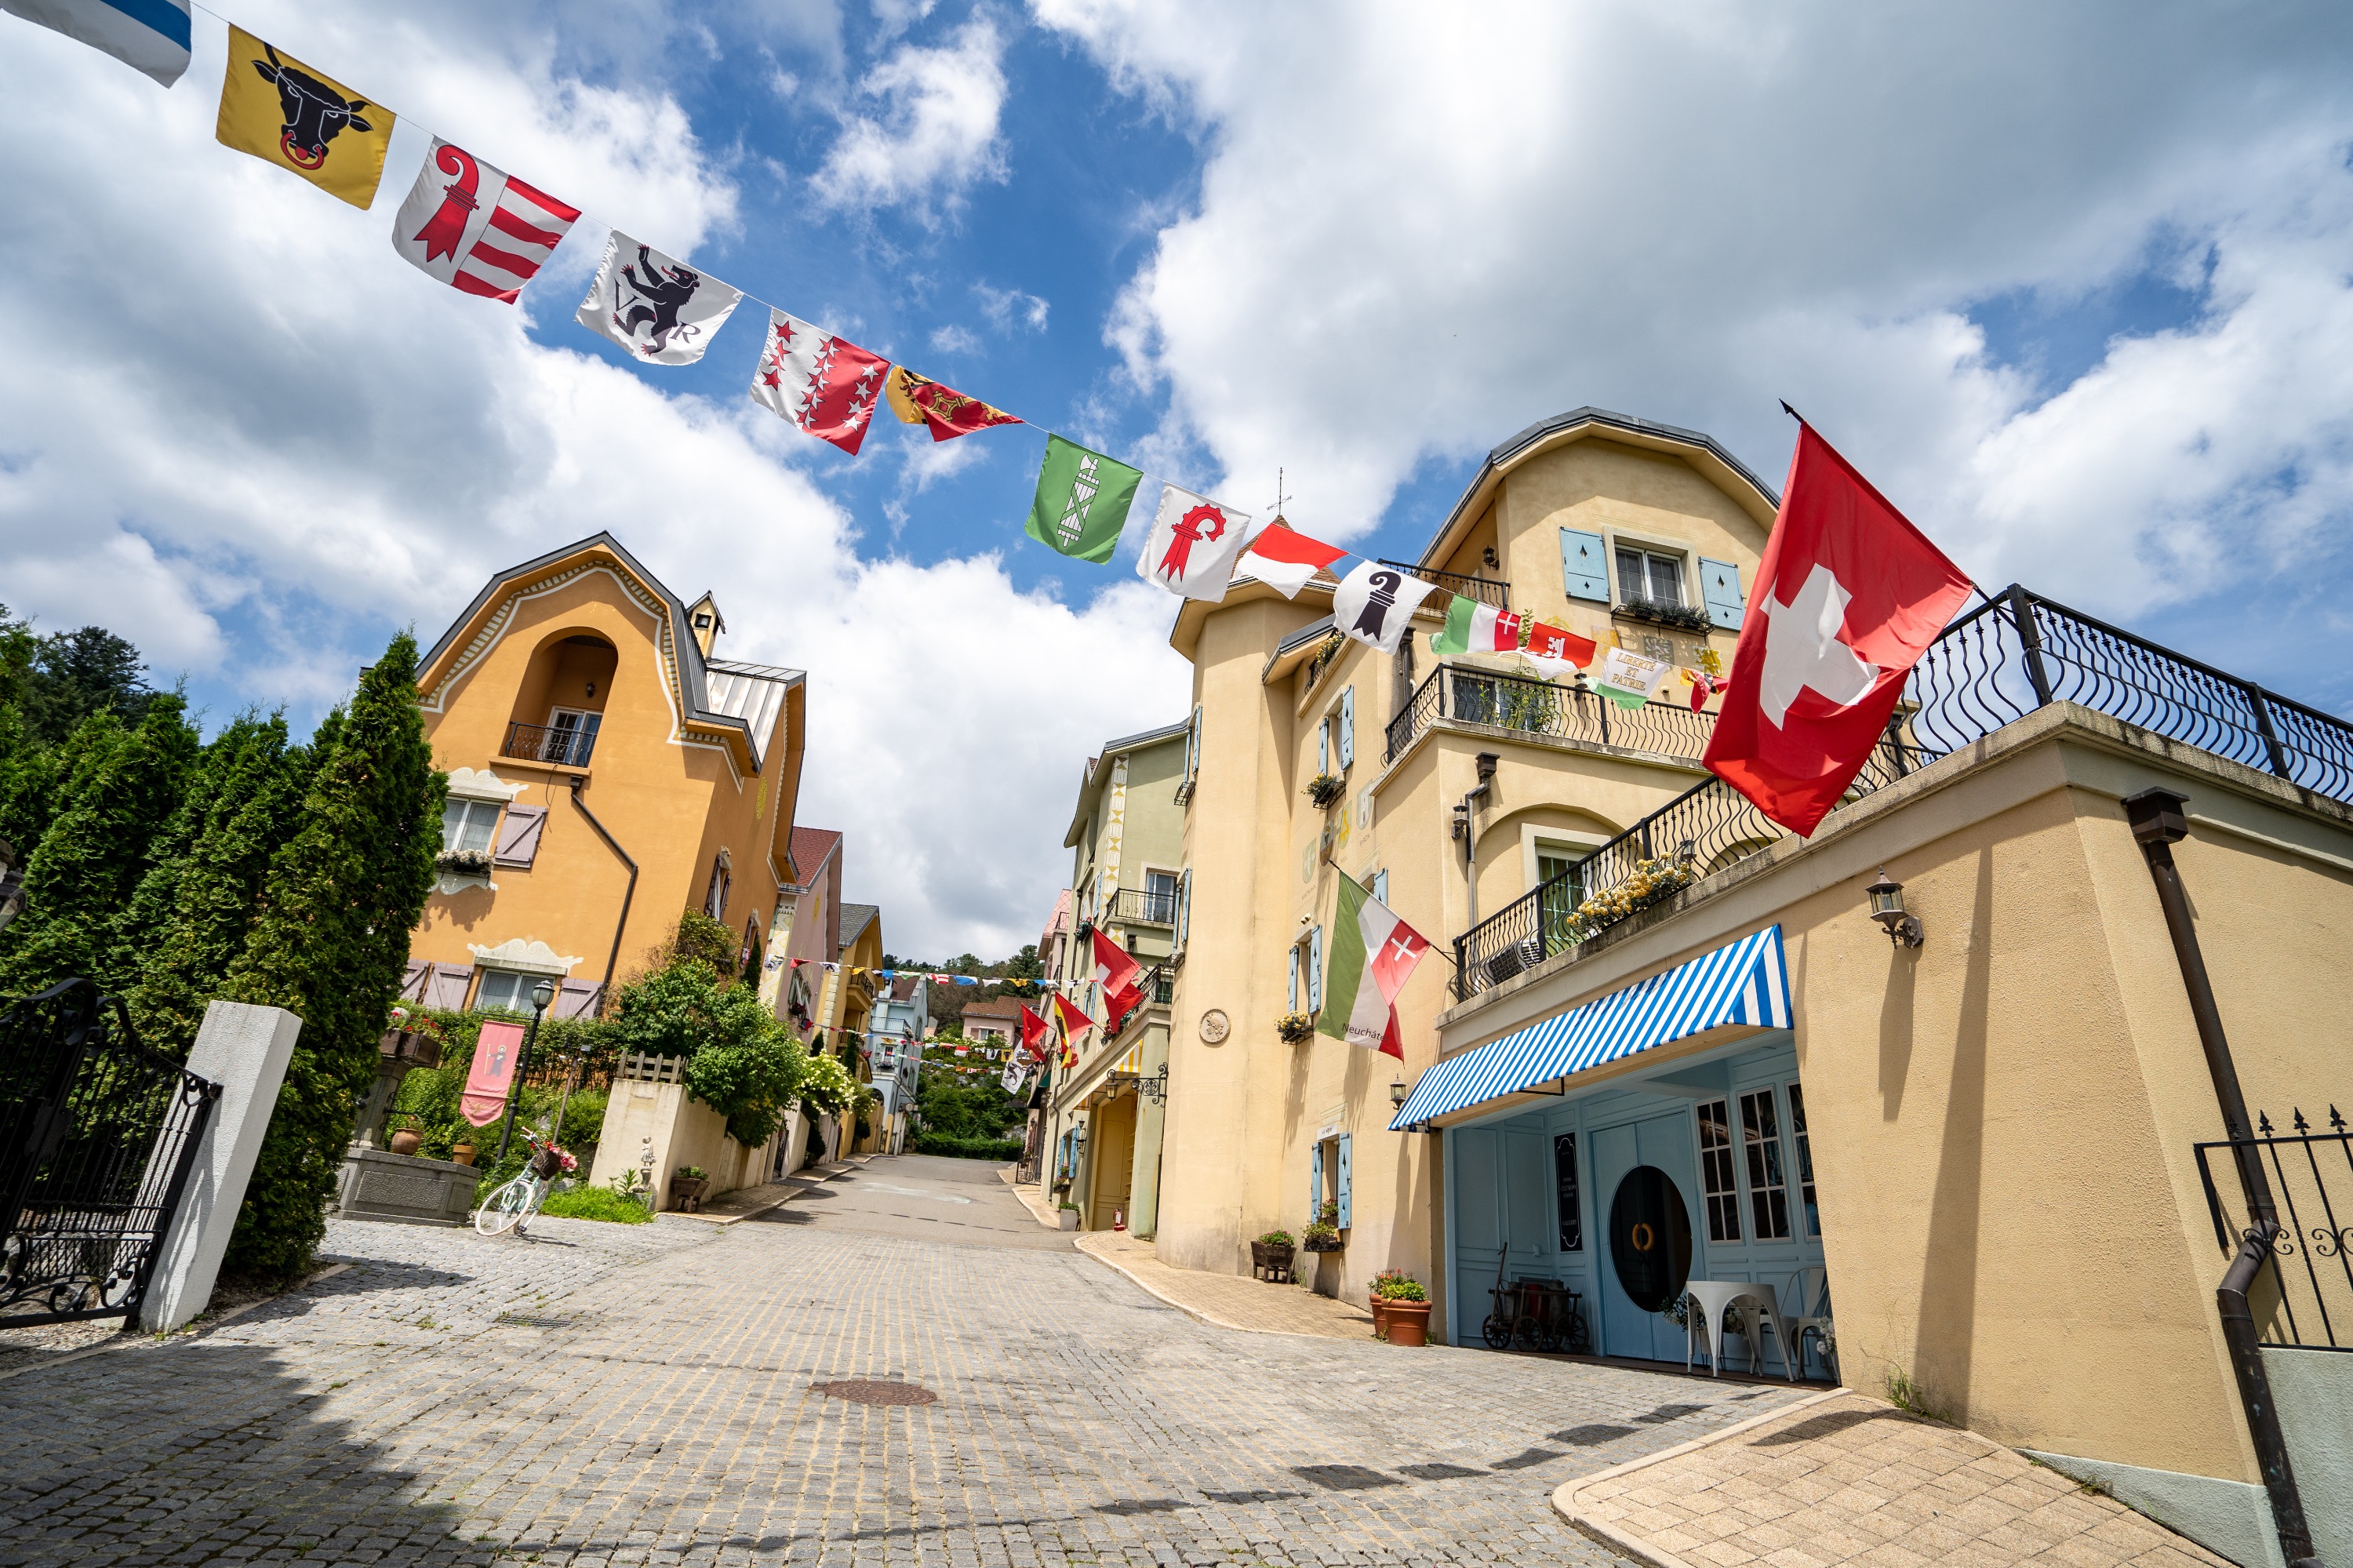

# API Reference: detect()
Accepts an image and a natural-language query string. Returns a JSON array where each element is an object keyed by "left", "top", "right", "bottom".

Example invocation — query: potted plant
[
  {"left": 671, "top": 1164, "right": 709, "bottom": 1212},
  {"left": 1304, "top": 773, "right": 1345, "bottom": 809},
  {"left": 1275, "top": 1011, "right": 1315, "bottom": 1046},
  {"left": 1057, "top": 1201, "right": 1080, "bottom": 1232},
  {"left": 1370, "top": 1269, "right": 1413, "bottom": 1337},
  {"left": 450, "top": 1141, "right": 476, "bottom": 1166},
  {"left": 1252, "top": 1228, "right": 1297, "bottom": 1282},
  {"left": 387, "top": 1126, "right": 423, "bottom": 1157},
  {"left": 1382, "top": 1278, "right": 1432, "bottom": 1345},
  {"left": 1303, "top": 1204, "right": 1344, "bottom": 1253}
]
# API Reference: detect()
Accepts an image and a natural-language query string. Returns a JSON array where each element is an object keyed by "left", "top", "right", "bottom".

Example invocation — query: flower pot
[
  {"left": 1057, "top": 1209, "right": 1080, "bottom": 1231},
  {"left": 450, "top": 1144, "right": 476, "bottom": 1166},
  {"left": 1369, "top": 1294, "right": 1389, "bottom": 1337},
  {"left": 1303, "top": 1233, "right": 1343, "bottom": 1253},
  {"left": 1249, "top": 1242, "right": 1294, "bottom": 1282},
  {"left": 388, "top": 1130, "right": 422, "bottom": 1157},
  {"left": 1384, "top": 1300, "right": 1431, "bottom": 1347}
]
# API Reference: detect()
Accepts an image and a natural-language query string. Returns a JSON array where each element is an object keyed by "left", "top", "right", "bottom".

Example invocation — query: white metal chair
[
  {"left": 1787, "top": 1265, "right": 1836, "bottom": 1382},
  {"left": 1682, "top": 1280, "right": 1801, "bottom": 1381}
]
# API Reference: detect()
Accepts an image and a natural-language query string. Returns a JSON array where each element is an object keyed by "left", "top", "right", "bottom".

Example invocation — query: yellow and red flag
[
  {"left": 216, "top": 26, "right": 395, "bottom": 208},
  {"left": 884, "top": 366, "right": 1022, "bottom": 442}
]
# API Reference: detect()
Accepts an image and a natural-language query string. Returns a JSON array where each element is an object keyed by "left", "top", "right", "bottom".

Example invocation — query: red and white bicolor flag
[
  {"left": 750, "top": 309, "right": 893, "bottom": 454},
  {"left": 391, "top": 140, "right": 580, "bottom": 303},
  {"left": 1090, "top": 926, "right": 1144, "bottom": 1028},
  {"left": 1018, "top": 1003, "right": 1052, "bottom": 1062},
  {"left": 1703, "top": 422, "right": 1973, "bottom": 836},
  {"left": 1235, "top": 521, "right": 1349, "bottom": 598}
]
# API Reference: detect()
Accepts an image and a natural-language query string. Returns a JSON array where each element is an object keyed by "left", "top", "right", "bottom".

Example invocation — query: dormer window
[{"left": 693, "top": 613, "right": 713, "bottom": 630}]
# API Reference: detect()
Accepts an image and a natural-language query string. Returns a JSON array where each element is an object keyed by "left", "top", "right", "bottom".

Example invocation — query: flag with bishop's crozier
[
  {"left": 749, "top": 309, "right": 892, "bottom": 455},
  {"left": 391, "top": 140, "right": 580, "bottom": 303},
  {"left": 1317, "top": 874, "right": 1430, "bottom": 1059},
  {"left": 1138, "top": 484, "right": 1252, "bottom": 602},
  {"left": 1333, "top": 560, "right": 1440, "bottom": 655},
  {"left": 216, "top": 26, "right": 394, "bottom": 208},
  {"left": 1703, "top": 422, "right": 1972, "bottom": 836},
  {"left": 1025, "top": 435, "right": 1142, "bottom": 563},
  {"left": 885, "top": 366, "right": 1022, "bottom": 441},
  {"left": 575, "top": 231, "right": 743, "bottom": 365},
  {"left": 1235, "top": 521, "right": 1347, "bottom": 598}
]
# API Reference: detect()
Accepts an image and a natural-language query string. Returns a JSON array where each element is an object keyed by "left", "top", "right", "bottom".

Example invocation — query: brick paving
[
  {"left": 1555, "top": 1389, "right": 2232, "bottom": 1568},
  {"left": 0, "top": 1155, "right": 1822, "bottom": 1568},
  {"left": 1075, "top": 1230, "right": 1378, "bottom": 1340}
]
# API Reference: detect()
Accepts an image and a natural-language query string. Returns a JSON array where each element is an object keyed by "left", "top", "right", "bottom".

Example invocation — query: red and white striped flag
[{"left": 391, "top": 140, "right": 579, "bottom": 304}]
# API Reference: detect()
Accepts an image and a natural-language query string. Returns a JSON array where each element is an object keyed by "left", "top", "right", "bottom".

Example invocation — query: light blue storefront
[{"left": 1395, "top": 926, "right": 1830, "bottom": 1370}]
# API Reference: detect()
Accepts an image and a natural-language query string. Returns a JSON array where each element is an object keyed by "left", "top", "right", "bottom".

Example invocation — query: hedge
[{"left": 911, "top": 1131, "right": 1025, "bottom": 1161}]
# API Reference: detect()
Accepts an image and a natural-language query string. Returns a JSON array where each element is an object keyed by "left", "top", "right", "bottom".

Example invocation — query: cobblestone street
[{"left": 0, "top": 1156, "right": 1812, "bottom": 1568}]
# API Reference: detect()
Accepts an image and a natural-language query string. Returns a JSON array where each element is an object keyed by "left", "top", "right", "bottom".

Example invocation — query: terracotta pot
[
  {"left": 1369, "top": 1294, "right": 1389, "bottom": 1337},
  {"left": 388, "top": 1130, "right": 422, "bottom": 1157},
  {"left": 450, "top": 1144, "right": 476, "bottom": 1166},
  {"left": 1385, "top": 1300, "right": 1431, "bottom": 1347}
]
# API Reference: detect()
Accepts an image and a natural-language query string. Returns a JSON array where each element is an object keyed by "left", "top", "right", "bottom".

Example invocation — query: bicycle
[{"left": 474, "top": 1132, "right": 574, "bottom": 1237}]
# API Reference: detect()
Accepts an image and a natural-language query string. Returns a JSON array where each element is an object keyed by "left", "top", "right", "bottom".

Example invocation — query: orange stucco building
[{"left": 401, "top": 533, "right": 805, "bottom": 1016}]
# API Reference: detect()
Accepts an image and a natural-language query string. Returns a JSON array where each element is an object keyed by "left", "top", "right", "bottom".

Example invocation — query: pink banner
[{"left": 461, "top": 1020, "right": 527, "bottom": 1127}]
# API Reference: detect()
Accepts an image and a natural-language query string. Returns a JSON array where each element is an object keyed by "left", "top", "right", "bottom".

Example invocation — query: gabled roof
[
  {"left": 418, "top": 532, "right": 805, "bottom": 773},
  {"left": 962, "top": 995, "right": 1027, "bottom": 1020},
  {"left": 1040, "top": 888, "right": 1072, "bottom": 949},
  {"left": 838, "top": 903, "right": 879, "bottom": 952},
  {"left": 787, "top": 828, "right": 842, "bottom": 891}
]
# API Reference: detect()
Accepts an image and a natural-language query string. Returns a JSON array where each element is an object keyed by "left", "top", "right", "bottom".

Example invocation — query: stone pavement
[
  {"left": 1075, "top": 1229, "right": 1378, "bottom": 1340},
  {"left": 0, "top": 1154, "right": 1821, "bottom": 1568},
  {"left": 1555, "top": 1389, "right": 2231, "bottom": 1568}
]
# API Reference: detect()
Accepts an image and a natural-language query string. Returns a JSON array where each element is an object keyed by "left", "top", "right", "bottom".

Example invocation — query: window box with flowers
[
  {"left": 1275, "top": 1011, "right": 1315, "bottom": 1046},
  {"left": 1304, "top": 773, "right": 1345, "bottom": 809}
]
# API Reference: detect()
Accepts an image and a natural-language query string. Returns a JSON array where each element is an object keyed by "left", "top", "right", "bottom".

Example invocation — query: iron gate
[
  {"left": 2196, "top": 1105, "right": 2353, "bottom": 1350},
  {"left": 0, "top": 979, "right": 220, "bottom": 1326}
]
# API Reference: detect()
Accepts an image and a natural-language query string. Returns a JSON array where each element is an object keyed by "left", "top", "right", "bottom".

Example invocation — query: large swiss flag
[{"left": 1704, "top": 423, "right": 1973, "bottom": 836}]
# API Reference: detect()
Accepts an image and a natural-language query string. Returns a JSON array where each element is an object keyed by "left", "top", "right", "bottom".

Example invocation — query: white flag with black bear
[
  {"left": 1332, "top": 561, "right": 1440, "bottom": 654},
  {"left": 574, "top": 231, "right": 742, "bottom": 365}
]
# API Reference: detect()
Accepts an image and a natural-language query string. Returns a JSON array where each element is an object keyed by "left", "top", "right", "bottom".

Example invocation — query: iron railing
[
  {"left": 2195, "top": 1107, "right": 2353, "bottom": 1350},
  {"left": 1377, "top": 560, "right": 1510, "bottom": 610},
  {"left": 1386, "top": 664, "right": 1718, "bottom": 764},
  {"left": 1449, "top": 584, "right": 2353, "bottom": 999},
  {"left": 1107, "top": 886, "right": 1180, "bottom": 926},
  {"left": 1614, "top": 595, "right": 1713, "bottom": 633},
  {"left": 502, "top": 719, "right": 598, "bottom": 768}
]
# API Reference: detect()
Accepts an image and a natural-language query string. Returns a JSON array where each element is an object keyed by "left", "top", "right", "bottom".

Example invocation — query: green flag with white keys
[{"left": 1025, "top": 434, "right": 1143, "bottom": 563}]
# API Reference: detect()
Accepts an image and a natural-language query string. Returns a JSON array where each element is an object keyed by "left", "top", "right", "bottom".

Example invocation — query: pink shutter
[
  {"left": 424, "top": 963, "right": 475, "bottom": 1010},
  {"left": 553, "top": 980, "right": 601, "bottom": 1020},
  {"left": 492, "top": 804, "right": 547, "bottom": 868}
]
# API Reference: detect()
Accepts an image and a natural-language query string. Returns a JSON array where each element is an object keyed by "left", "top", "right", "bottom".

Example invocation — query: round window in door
[{"left": 1607, "top": 1165, "right": 1693, "bottom": 1313}]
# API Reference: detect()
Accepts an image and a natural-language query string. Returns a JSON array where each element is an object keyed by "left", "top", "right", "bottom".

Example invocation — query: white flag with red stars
[{"left": 748, "top": 308, "right": 892, "bottom": 456}]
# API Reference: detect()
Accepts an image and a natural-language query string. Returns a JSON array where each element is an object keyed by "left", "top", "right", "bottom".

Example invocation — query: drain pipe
[
  {"left": 1453, "top": 751, "right": 1499, "bottom": 928},
  {"left": 2122, "top": 788, "right": 2317, "bottom": 1568},
  {"left": 567, "top": 775, "right": 638, "bottom": 1017}
]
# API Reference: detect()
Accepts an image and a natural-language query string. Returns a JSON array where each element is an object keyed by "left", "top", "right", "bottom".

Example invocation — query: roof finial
[{"left": 1273, "top": 465, "right": 1288, "bottom": 524}]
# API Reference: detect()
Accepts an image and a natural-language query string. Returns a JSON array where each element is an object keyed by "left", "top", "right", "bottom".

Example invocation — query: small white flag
[
  {"left": 575, "top": 231, "right": 742, "bottom": 365},
  {"left": 1332, "top": 560, "right": 1441, "bottom": 654},
  {"left": 391, "top": 140, "right": 580, "bottom": 304},
  {"left": 1137, "top": 484, "right": 1252, "bottom": 601}
]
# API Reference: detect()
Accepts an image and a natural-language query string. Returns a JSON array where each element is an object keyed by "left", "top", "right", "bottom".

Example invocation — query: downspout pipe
[
  {"left": 567, "top": 775, "right": 638, "bottom": 1017},
  {"left": 2122, "top": 788, "right": 2317, "bottom": 1568}
]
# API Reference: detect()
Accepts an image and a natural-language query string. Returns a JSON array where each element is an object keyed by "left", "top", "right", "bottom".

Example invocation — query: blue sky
[{"left": 3, "top": 2, "right": 2351, "bottom": 953}]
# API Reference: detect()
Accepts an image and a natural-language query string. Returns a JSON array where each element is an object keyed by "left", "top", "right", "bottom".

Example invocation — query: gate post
[{"left": 140, "top": 1002, "right": 303, "bottom": 1332}]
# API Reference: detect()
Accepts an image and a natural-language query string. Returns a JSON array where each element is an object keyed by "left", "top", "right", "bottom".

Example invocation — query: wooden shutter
[
  {"left": 399, "top": 959, "right": 431, "bottom": 1001},
  {"left": 1559, "top": 529, "right": 1610, "bottom": 602},
  {"left": 1337, "top": 1133, "right": 1352, "bottom": 1228},
  {"left": 1700, "top": 558, "right": 1746, "bottom": 629},
  {"left": 492, "top": 804, "right": 547, "bottom": 868},
  {"left": 424, "top": 963, "right": 474, "bottom": 1010},
  {"left": 1337, "top": 687, "right": 1355, "bottom": 769},
  {"left": 554, "top": 979, "right": 601, "bottom": 1019},
  {"left": 1307, "top": 926, "right": 1323, "bottom": 1010},
  {"left": 1317, "top": 718, "right": 1329, "bottom": 776},
  {"left": 1311, "top": 1141, "right": 1324, "bottom": 1217}
]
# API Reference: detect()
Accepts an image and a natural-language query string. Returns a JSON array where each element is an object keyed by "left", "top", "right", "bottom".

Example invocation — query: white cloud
[
  {"left": 974, "top": 282, "right": 1049, "bottom": 332},
  {"left": 0, "top": 5, "right": 1187, "bottom": 958},
  {"left": 810, "top": 13, "right": 1009, "bottom": 218},
  {"left": 929, "top": 323, "right": 984, "bottom": 355},
  {"left": 1041, "top": 0, "right": 2353, "bottom": 620}
]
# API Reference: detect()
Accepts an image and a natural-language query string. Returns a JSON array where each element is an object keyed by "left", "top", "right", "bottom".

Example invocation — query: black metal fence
[
  {"left": 0, "top": 980, "right": 220, "bottom": 1326},
  {"left": 1386, "top": 664, "right": 1718, "bottom": 765},
  {"left": 1107, "top": 886, "right": 1179, "bottom": 926},
  {"left": 502, "top": 719, "right": 598, "bottom": 768},
  {"left": 1450, "top": 584, "right": 2353, "bottom": 999},
  {"left": 2195, "top": 1107, "right": 2353, "bottom": 1350},
  {"left": 1378, "top": 560, "right": 1510, "bottom": 610}
]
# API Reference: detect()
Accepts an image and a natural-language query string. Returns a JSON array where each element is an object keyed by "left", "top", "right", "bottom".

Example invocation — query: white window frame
[
  {"left": 442, "top": 799, "right": 502, "bottom": 855},
  {"left": 1604, "top": 526, "right": 1696, "bottom": 608}
]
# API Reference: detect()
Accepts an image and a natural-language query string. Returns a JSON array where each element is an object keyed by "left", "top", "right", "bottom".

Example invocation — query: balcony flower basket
[
  {"left": 1301, "top": 1221, "right": 1343, "bottom": 1253},
  {"left": 1615, "top": 596, "right": 1712, "bottom": 633},
  {"left": 1304, "top": 773, "right": 1345, "bottom": 809},
  {"left": 1252, "top": 1229, "right": 1296, "bottom": 1282},
  {"left": 435, "top": 848, "right": 493, "bottom": 876},
  {"left": 1275, "top": 1011, "right": 1315, "bottom": 1046}
]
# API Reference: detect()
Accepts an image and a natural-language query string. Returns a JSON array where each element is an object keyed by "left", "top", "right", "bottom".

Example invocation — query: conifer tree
[
  {"left": 221, "top": 636, "right": 443, "bottom": 1280},
  {"left": 0, "top": 694, "right": 198, "bottom": 992}
]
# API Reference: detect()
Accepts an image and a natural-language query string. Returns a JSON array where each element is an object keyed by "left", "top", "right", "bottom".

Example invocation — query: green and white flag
[
  {"left": 1593, "top": 646, "right": 1672, "bottom": 709},
  {"left": 1025, "top": 434, "right": 1143, "bottom": 563},
  {"left": 1317, "top": 874, "right": 1431, "bottom": 1058},
  {"left": 1429, "top": 595, "right": 1525, "bottom": 655}
]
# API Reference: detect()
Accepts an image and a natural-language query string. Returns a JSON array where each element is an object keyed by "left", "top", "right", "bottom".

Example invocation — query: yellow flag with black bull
[{"left": 215, "top": 25, "right": 395, "bottom": 209}]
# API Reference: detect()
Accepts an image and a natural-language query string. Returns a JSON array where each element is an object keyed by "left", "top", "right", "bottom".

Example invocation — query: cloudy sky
[{"left": 4, "top": 1, "right": 2351, "bottom": 957}]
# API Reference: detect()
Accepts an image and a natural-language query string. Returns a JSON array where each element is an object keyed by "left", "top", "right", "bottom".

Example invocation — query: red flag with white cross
[{"left": 1703, "top": 422, "right": 1973, "bottom": 836}]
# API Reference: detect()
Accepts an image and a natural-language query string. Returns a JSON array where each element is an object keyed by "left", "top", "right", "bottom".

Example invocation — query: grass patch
[
  {"left": 1886, "top": 1369, "right": 1951, "bottom": 1424},
  {"left": 538, "top": 1186, "right": 655, "bottom": 1224}
]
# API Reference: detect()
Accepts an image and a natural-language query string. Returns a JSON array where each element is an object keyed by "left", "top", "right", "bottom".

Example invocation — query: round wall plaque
[{"left": 1198, "top": 1008, "right": 1231, "bottom": 1043}]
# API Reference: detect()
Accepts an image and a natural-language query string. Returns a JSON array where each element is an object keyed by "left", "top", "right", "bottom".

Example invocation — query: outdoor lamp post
[
  {"left": 1864, "top": 869, "right": 1923, "bottom": 948},
  {"left": 493, "top": 978, "right": 559, "bottom": 1166}
]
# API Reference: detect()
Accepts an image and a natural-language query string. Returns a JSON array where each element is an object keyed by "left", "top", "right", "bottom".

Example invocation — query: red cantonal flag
[
  {"left": 1018, "top": 1003, "right": 1052, "bottom": 1062},
  {"left": 1235, "top": 521, "right": 1350, "bottom": 598},
  {"left": 1703, "top": 422, "right": 1973, "bottom": 837},
  {"left": 1050, "top": 991, "right": 1093, "bottom": 1039},
  {"left": 1090, "top": 927, "right": 1144, "bottom": 1024}
]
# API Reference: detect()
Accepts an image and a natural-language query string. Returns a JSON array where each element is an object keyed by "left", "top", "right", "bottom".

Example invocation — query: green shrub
[
  {"left": 911, "top": 1131, "right": 1024, "bottom": 1161},
  {"left": 539, "top": 1185, "right": 653, "bottom": 1224}
]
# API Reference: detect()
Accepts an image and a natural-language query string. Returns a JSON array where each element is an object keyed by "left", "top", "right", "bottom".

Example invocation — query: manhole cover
[{"left": 811, "top": 1378, "right": 937, "bottom": 1406}]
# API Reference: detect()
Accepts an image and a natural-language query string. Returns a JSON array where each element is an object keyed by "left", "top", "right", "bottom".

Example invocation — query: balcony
[
  {"left": 1384, "top": 663, "right": 1717, "bottom": 765},
  {"left": 1106, "top": 886, "right": 1180, "bottom": 926},
  {"left": 503, "top": 719, "right": 598, "bottom": 768},
  {"left": 1449, "top": 584, "right": 2353, "bottom": 1001},
  {"left": 1377, "top": 559, "right": 1510, "bottom": 610}
]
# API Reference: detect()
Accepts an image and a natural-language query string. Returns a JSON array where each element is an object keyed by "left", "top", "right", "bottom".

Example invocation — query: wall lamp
[
  {"left": 1389, "top": 1073, "right": 1409, "bottom": 1108},
  {"left": 1865, "top": 868, "right": 1923, "bottom": 948}
]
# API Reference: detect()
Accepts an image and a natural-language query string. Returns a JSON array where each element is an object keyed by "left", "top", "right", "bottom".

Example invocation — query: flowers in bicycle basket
[{"left": 528, "top": 1143, "right": 578, "bottom": 1179}]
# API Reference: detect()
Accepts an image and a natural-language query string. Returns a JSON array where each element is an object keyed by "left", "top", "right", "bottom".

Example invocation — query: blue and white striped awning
[{"left": 1391, "top": 926, "right": 1791, "bottom": 1129}]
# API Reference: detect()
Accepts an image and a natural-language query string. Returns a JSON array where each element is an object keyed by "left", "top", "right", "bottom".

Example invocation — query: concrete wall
[{"left": 587, "top": 1075, "right": 774, "bottom": 1205}]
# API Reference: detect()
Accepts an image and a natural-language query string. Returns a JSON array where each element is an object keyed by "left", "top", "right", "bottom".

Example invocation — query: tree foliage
[{"left": 610, "top": 947, "right": 809, "bottom": 1149}]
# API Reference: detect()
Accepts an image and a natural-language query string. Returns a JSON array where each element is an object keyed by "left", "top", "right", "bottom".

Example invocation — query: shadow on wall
[{"left": 1907, "top": 846, "right": 1995, "bottom": 1425}]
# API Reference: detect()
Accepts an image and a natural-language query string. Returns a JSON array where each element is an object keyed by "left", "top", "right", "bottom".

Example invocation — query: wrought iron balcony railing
[
  {"left": 1385, "top": 664, "right": 1717, "bottom": 764},
  {"left": 1450, "top": 584, "right": 2353, "bottom": 1000},
  {"left": 1107, "top": 886, "right": 1180, "bottom": 926},
  {"left": 503, "top": 719, "right": 598, "bottom": 768},
  {"left": 1377, "top": 560, "right": 1511, "bottom": 610}
]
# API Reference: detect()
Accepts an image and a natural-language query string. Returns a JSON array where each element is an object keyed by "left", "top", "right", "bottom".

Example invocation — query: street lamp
[{"left": 494, "top": 978, "right": 559, "bottom": 1166}]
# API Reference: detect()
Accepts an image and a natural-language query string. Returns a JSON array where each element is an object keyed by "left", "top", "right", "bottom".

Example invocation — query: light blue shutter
[
  {"left": 1176, "top": 870, "right": 1190, "bottom": 944},
  {"left": 1187, "top": 704, "right": 1202, "bottom": 778},
  {"left": 1311, "top": 1141, "right": 1324, "bottom": 1218},
  {"left": 1288, "top": 945, "right": 1300, "bottom": 1011},
  {"left": 1700, "top": 558, "right": 1746, "bottom": 630},
  {"left": 1372, "top": 869, "right": 1389, "bottom": 906},
  {"left": 1560, "top": 529, "right": 1610, "bottom": 602},
  {"left": 1337, "top": 687, "right": 1355, "bottom": 769},
  {"left": 1317, "top": 718, "right": 1329, "bottom": 775},
  {"left": 1337, "top": 1134, "right": 1352, "bottom": 1228},
  {"left": 1307, "top": 926, "right": 1323, "bottom": 1010}
]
